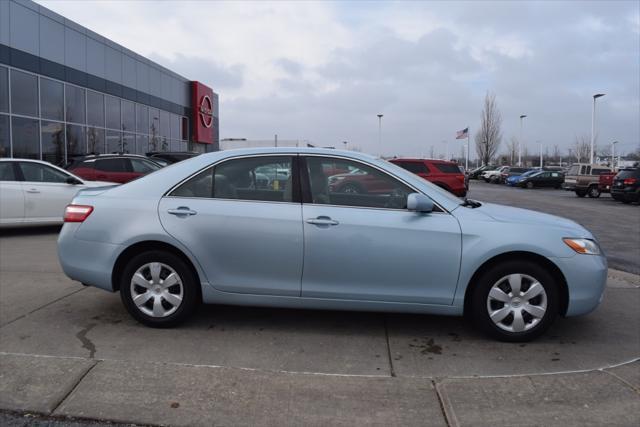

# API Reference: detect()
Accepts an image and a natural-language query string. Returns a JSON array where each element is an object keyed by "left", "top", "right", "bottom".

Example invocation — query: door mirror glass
[{"left": 407, "top": 193, "right": 434, "bottom": 213}]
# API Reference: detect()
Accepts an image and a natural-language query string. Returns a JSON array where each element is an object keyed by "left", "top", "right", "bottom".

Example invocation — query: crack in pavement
[{"left": 75, "top": 324, "right": 97, "bottom": 359}]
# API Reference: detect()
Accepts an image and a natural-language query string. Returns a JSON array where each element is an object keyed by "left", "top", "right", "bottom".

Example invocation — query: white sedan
[{"left": 0, "top": 158, "right": 116, "bottom": 227}]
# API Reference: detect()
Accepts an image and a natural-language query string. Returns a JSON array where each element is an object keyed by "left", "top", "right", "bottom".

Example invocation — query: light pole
[
  {"left": 442, "top": 140, "right": 448, "bottom": 160},
  {"left": 537, "top": 140, "right": 543, "bottom": 168},
  {"left": 611, "top": 140, "right": 618, "bottom": 169},
  {"left": 377, "top": 114, "right": 383, "bottom": 155},
  {"left": 591, "top": 93, "right": 605, "bottom": 165},
  {"left": 342, "top": 140, "right": 348, "bottom": 150},
  {"left": 519, "top": 114, "right": 527, "bottom": 166}
]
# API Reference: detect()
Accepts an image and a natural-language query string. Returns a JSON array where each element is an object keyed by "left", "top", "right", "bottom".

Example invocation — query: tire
[
  {"left": 575, "top": 190, "right": 587, "bottom": 198},
  {"left": 120, "top": 250, "right": 200, "bottom": 328},
  {"left": 526, "top": 181, "right": 534, "bottom": 189},
  {"left": 469, "top": 260, "right": 559, "bottom": 342},
  {"left": 587, "top": 185, "right": 601, "bottom": 198}
]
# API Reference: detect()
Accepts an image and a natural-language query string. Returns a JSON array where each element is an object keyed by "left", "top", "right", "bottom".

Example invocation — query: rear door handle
[
  {"left": 167, "top": 207, "right": 197, "bottom": 216},
  {"left": 306, "top": 217, "right": 339, "bottom": 226},
  {"left": 26, "top": 188, "right": 40, "bottom": 194}
]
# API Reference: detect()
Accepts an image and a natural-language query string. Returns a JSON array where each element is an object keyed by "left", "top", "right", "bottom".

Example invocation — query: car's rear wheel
[
  {"left": 469, "top": 261, "right": 558, "bottom": 342},
  {"left": 120, "top": 250, "right": 199, "bottom": 327},
  {"left": 588, "top": 185, "right": 601, "bottom": 198}
]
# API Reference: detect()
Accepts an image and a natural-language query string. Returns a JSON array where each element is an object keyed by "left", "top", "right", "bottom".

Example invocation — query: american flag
[{"left": 456, "top": 127, "right": 469, "bottom": 139}]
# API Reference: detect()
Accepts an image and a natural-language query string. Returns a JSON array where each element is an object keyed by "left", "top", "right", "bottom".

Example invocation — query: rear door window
[{"left": 18, "top": 162, "right": 69, "bottom": 183}]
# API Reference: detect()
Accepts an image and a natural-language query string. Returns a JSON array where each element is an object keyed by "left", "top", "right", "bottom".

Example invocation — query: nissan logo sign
[{"left": 199, "top": 95, "right": 213, "bottom": 128}]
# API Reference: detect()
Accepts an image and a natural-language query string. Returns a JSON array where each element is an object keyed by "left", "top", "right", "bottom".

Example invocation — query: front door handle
[
  {"left": 306, "top": 217, "right": 339, "bottom": 226},
  {"left": 167, "top": 207, "right": 197, "bottom": 216},
  {"left": 26, "top": 188, "right": 40, "bottom": 194}
]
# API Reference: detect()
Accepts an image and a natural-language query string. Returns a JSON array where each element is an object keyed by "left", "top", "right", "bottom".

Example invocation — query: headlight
[{"left": 563, "top": 238, "right": 601, "bottom": 255}]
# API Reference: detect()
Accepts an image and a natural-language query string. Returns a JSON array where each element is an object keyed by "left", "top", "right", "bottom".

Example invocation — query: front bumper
[{"left": 551, "top": 254, "right": 608, "bottom": 316}]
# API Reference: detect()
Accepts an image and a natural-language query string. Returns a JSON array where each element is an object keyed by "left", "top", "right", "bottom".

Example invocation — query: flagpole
[{"left": 466, "top": 127, "right": 470, "bottom": 171}]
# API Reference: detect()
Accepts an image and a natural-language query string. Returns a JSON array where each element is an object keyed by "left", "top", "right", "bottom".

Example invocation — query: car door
[
  {"left": 301, "top": 156, "right": 462, "bottom": 305},
  {"left": 158, "top": 155, "right": 304, "bottom": 296},
  {"left": 0, "top": 162, "right": 25, "bottom": 225},
  {"left": 17, "top": 162, "right": 81, "bottom": 222}
]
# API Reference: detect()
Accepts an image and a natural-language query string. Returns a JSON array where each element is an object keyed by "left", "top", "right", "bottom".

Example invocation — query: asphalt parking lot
[{"left": 1, "top": 184, "right": 639, "bottom": 427}]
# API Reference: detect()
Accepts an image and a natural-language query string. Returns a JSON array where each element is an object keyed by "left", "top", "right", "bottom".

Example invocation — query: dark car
[
  {"left": 65, "top": 154, "right": 162, "bottom": 184},
  {"left": 146, "top": 151, "right": 200, "bottom": 165},
  {"left": 611, "top": 167, "right": 640, "bottom": 204},
  {"left": 390, "top": 158, "right": 468, "bottom": 197},
  {"left": 518, "top": 170, "right": 564, "bottom": 189}
]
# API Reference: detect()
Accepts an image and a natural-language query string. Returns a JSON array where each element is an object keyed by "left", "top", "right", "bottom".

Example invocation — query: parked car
[
  {"left": 518, "top": 170, "right": 565, "bottom": 189},
  {"left": 0, "top": 159, "right": 116, "bottom": 227},
  {"left": 611, "top": 167, "right": 640, "bottom": 204},
  {"left": 390, "top": 158, "right": 468, "bottom": 196},
  {"left": 469, "top": 165, "right": 496, "bottom": 180},
  {"left": 58, "top": 147, "right": 607, "bottom": 342},
  {"left": 595, "top": 172, "right": 617, "bottom": 198},
  {"left": 501, "top": 167, "right": 532, "bottom": 184},
  {"left": 506, "top": 169, "right": 538, "bottom": 186},
  {"left": 65, "top": 154, "right": 163, "bottom": 184},
  {"left": 562, "top": 163, "right": 612, "bottom": 198},
  {"left": 146, "top": 151, "right": 200, "bottom": 165},
  {"left": 481, "top": 166, "right": 509, "bottom": 183}
]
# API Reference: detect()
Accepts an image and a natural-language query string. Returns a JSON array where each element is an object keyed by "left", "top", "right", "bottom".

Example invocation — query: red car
[
  {"left": 390, "top": 158, "right": 468, "bottom": 197},
  {"left": 65, "top": 154, "right": 162, "bottom": 184}
]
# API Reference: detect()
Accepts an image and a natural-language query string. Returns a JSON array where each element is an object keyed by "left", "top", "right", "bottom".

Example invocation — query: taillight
[
  {"left": 64, "top": 205, "right": 93, "bottom": 222},
  {"left": 623, "top": 178, "right": 637, "bottom": 185}
]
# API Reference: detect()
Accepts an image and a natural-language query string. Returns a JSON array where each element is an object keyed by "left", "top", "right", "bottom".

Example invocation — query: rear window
[
  {"left": 393, "top": 161, "right": 429, "bottom": 174},
  {"left": 434, "top": 163, "right": 462, "bottom": 174},
  {"left": 616, "top": 169, "right": 639, "bottom": 179},
  {"left": 96, "top": 158, "right": 130, "bottom": 172},
  {"left": 591, "top": 168, "right": 610, "bottom": 176}
]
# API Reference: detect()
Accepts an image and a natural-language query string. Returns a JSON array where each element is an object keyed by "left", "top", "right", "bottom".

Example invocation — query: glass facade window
[
  {"left": 106, "top": 130, "right": 122, "bottom": 153},
  {"left": 0, "top": 115, "right": 9, "bottom": 157},
  {"left": 87, "top": 91, "right": 105, "bottom": 127},
  {"left": 136, "top": 104, "right": 148, "bottom": 134},
  {"left": 160, "top": 110, "right": 170, "bottom": 139},
  {"left": 105, "top": 96, "right": 121, "bottom": 130},
  {"left": 87, "top": 127, "right": 105, "bottom": 154},
  {"left": 12, "top": 117, "right": 40, "bottom": 159},
  {"left": 10, "top": 70, "right": 39, "bottom": 117},
  {"left": 170, "top": 114, "right": 180, "bottom": 140},
  {"left": 135, "top": 134, "right": 148, "bottom": 155},
  {"left": 122, "top": 132, "right": 134, "bottom": 154},
  {"left": 0, "top": 67, "right": 8, "bottom": 113},
  {"left": 41, "top": 121, "right": 65, "bottom": 165},
  {"left": 66, "top": 124, "right": 86, "bottom": 157},
  {"left": 122, "top": 100, "right": 135, "bottom": 132},
  {"left": 65, "top": 85, "right": 86, "bottom": 124},
  {"left": 181, "top": 117, "right": 188, "bottom": 141},
  {"left": 40, "top": 78, "right": 64, "bottom": 121}
]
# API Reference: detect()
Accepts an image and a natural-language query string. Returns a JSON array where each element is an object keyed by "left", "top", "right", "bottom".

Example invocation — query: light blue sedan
[{"left": 57, "top": 148, "right": 607, "bottom": 341}]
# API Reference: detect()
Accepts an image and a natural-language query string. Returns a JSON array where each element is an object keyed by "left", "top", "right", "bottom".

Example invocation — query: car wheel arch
[
  {"left": 111, "top": 240, "right": 202, "bottom": 301},
  {"left": 462, "top": 251, "right": 569, "bottom": 317}
]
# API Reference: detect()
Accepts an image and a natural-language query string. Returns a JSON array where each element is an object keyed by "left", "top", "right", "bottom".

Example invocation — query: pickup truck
[{"left": 562, "top": 163, "right": 612, "bottom": 197}]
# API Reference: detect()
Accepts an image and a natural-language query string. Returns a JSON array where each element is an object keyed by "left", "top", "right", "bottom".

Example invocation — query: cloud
[{"left": 37, "top": 0, "right": 640, "bottom": 157}]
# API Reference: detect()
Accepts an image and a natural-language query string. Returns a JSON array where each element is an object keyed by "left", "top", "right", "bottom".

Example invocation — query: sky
[{"left": 38, "top": 0, "right": 640, "bottom": 159}]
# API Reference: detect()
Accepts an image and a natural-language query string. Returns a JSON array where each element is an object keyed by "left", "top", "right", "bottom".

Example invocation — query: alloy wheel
[
  {"left": 130, "top": 262, "right": 184, "bottom": 317},
  {"left": 486, "top": 273, "right": 547, "bottom": 333}
]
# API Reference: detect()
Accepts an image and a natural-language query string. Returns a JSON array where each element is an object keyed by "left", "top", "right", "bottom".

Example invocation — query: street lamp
[
  {"left": 377, "top": 114, "right": 383, "bottom": 155},
  {"left": 442, "top": 140, "right": 448, "bottom": 160},
  {"left": 342, "top": 140, "right": 348, "bottom": 150},
  {"left": 591, "top": 93, "right": 605, "bottom": 165},
  {"left": 519, "top": 115, "right": 527, "bottom": 166},
  {"left": 611, "top": 140, "right": 619, "bottom": 169},
  {"left": 537, "top": 140, "right": 543, "bottom": 168}
]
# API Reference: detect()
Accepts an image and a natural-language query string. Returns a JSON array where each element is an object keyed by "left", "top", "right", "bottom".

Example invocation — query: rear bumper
[
  {"left": 611, "top": 187, "right": 639, "bottom": 201},
  {"left": 57, "top": 224, "right": 122, "bottom": 292},
  {"left": 551, "top": 254, "right": 608, "bottom": 317}
]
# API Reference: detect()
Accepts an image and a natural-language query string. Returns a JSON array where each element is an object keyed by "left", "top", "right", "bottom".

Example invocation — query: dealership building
[{"left": 0, "top": 0, "right": 219, "bottom": 165}]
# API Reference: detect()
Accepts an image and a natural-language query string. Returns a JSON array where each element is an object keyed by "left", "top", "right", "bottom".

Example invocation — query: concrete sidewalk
[{"left": 1, "top": 352, "right": 638, "bottom": 427}]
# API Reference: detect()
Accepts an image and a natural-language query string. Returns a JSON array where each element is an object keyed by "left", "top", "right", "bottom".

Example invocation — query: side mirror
[
  {"left": 66, "top": 176, "right": 82, "bottom": 185},
  {"left": 407, "top": 193, "right": 434, "bottom": 213}
]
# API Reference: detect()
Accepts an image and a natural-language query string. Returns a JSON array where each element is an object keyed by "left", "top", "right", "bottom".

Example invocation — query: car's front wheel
[
  {"left": 120, "top": 250, "right": 199, "bottom": 327},
  {"left": 588, "top": 185, "right": 601, "bottom": 198},
  {"left": 469, "top": 260, "right": 559, "bottom": 342}
]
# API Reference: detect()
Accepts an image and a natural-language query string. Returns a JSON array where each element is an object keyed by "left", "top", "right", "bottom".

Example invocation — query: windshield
[{"left": 567, "top": 165, "right": 580, "bottom": 175}]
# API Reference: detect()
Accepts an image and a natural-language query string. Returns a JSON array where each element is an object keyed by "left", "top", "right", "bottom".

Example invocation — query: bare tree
[
  {"left": 573, "top": 134, "right": 591, "bottom": 163},
  {"left": 475, "top": 92, "right": 502, "bottom": 165},
  {"left": 552, "top": 144, "right": 560, "bottom": 162},
  {"left": 504, "top": 136, "right": 518, "bottom": 165}
]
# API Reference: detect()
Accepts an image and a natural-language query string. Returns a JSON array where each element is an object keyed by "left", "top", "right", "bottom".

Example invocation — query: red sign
[{"left": 191, "top": 81, "right": 214, "bottom": 144}]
